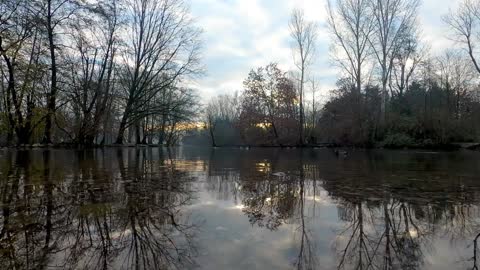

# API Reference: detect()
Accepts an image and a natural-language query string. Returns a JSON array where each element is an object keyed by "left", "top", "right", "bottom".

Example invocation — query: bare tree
[
  {"left": 436, "top": 50, "right": 476, "bottom": 119},
  {"left": 327, "top": 0, "right": 375, "bottom": 95},
  {"left": 0, "top": 0, "right": 203, "bottom": 147},
  {"left": 444, "top": 0, "right": 480, "bottom": 74},
  {"left": 0, "top": 0, "right": 34, "bottom": 144},
  {"left": 162, "top": 87, "right": 199, "bottom": 146},
  {"left": 204, "top": 92, "right": 242, "bottom": 147},
  {"left": 114, "top": 0, "right": 202, "bottom": 144},
  {"left": 205, "top": 100, "right": 219, "bottom": 147},
  {"left": 307, "top": 77, "right": 320, "bottom": 141},
  {"left": 369, "top": 0, "right": 420, "bottom": 122},
  {"left": 390, "top": 25, "right": 428, "bottom": 97},
  {"left": 38, "top": 0, "right": 80, "bottom": 144},
  {"left": 66, "top": 0, "right": 119, "bottom": 146},
  {"left": 0, "top": 0, "right": 48, "bottom": 145},
  {"left": 289, "top": 8, "right": 317, "bottom": 145}
]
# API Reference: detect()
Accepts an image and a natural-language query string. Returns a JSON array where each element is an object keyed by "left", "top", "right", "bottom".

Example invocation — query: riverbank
[
  {"left": 2, "top": 142, "right": 479, "bottom": 151},
  {"left": 1, "top": 143, "right": 164, "bottom": 149}
]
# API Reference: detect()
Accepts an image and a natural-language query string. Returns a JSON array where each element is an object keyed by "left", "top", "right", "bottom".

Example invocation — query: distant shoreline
[{"left": 2, "top": 142, "right": 479, "bottom": 151}]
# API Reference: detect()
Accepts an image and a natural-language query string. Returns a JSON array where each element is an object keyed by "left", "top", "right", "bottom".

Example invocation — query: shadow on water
[{"left": 1, "top": 147, "right": 480, "bottom": 269}]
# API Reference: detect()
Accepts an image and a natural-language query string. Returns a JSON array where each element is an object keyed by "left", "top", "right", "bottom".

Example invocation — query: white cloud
[{"left": 190, "top": 0, "right": 462, "bottom": 103}]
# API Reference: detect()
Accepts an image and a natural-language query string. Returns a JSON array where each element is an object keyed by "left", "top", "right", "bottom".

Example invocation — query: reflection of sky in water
[
  {"left": 178, "top": 148, "right": 480, "bottom": 270},
  {"left": 1, "top": 147, "right": 480, "bottom": 269},
  {"left": 186, "top": 179, "right": 478, "bottom": 270},
  {"left": 188, "top": 188, "right": 337, "bottom": 269}
]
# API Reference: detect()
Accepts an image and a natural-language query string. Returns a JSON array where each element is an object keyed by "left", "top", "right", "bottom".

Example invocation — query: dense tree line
[
  {"left": 4, "top": 0, "right": 480, "bottom": 148},
  {"left": 199, "top": 0, "right": 480, "bottom": 148},
  {"left": 0, "top": 0, "right": 202, "bottom": 147},
  {"left": 321, "top": 0, "right": 480, "bottom": 147}
]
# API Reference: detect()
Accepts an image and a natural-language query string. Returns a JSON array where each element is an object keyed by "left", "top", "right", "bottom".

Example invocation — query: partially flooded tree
[
  {"left": 37, "top": 0, "right": 81, "bottom": 144},
  {"left": 115, "top": 0, "right": 202, "bottom": 144},
  {"left": 0, "top": 0, "right": 39, "bottom": 145},
  {"left": 204, "top": 93, "right": 241, "bottom": 147},
  {"left": 289, "top": 9, "right": 317, "bottom": 145},
  {"left": 205, "top": 101, "right": 219, "bottom": 147},
  {"left": 66, "top": 0, "right": 120, "bottom": 146},
  {"left": 157, "top": 86, "right": 199, "bottom": 146}
]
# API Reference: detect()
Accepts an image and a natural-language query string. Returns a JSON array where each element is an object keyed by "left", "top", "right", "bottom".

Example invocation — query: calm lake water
[{"left": 1, "top": 147, "right": 480, "bottom": 269}]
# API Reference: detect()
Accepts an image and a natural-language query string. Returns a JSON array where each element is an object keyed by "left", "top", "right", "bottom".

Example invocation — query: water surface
[{"left": 1, "top": 147, "right": 480, "bottom": 269}]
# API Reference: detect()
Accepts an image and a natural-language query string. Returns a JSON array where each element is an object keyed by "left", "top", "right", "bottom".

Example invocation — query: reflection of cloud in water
[
  {"left": 215, "top": 226, "right": 228, "bottom": 231},
  {"left": 305, "top": 195, "right": 332, "bottom": 205},
  {"left": 110, "top": 229, "right": 132, "bottom": 240},
  {"left": 409, "top": 228, "right": 419, "bottom": 238},
  {"left": 194, "top": 206, "right": 300, "bottom": 270},
  {"left": 231, "top": 204, "right": 245, "bottom": 210},
  {"left": 196, "top": 200, "right": 215, "bottom": 206}
]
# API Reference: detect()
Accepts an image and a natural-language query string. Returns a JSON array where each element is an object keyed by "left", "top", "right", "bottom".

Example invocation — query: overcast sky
[{"left": 189, "top": 0, "right": 461, "bottom": 103}]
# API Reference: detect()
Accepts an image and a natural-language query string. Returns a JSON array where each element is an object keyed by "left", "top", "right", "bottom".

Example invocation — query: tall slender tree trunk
[
  {"left": 299, "top": 65, "right": 304, "bottom": 146},
  {"left": 356, "top": 50, "right": 362, "bottom": 95},
  {"left": 147, "top": 116, "right": 153, "bottom": 144},
  {"left": 141, "top": 118, "right": 148, "bottom": 144},
  {"left": 380, "top": 63, "right": 388, "bottom": 126},
  {"left": 43, "top": 0, "right": 57, "bottom": 144},
  {"left": 2, "top": 80, "right": 15, "bottom": 145}
]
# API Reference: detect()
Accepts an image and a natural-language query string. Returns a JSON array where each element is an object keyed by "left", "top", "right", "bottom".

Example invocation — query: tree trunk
[
  {"left": 115, "top": 116, "right": 128, "bottom": 144},
  {"left": 141, "top": 116, "right": 149, "bottom": 144},
  {"left": 43, "top": 0, "right": 58, "bottom": 144},
  {"left": 299, "top": 65, "right": 305, "bottom": 146},
  {"left": 158, "top": 115, "right": 167, "bottom": 146},
  {"left": 456, "top": 91, "right": 461, "bottom": 120},
  {"left": 1, "top": 37, "right": 29, "bottom": 146},
  {"left": 141, "top": 125, "right": 147, "bottom": 144},
  {"left": 380, "top": 69, "right": 388, "bottom": 126},
  {"left": 209, "top": 124, "right": 216, "bottom": 147},
  {"left": 147, "top": 116, "right": 153, "bottom": 144},
  {"left": 135, "top": 122, "right": 141, "bottom": 144},
  {"left": 16, "top": 128, "right": 31, "bottom": 145}
]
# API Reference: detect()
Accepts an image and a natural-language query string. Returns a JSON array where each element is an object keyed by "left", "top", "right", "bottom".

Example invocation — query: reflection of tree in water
[
  {"left": 241, "top": 173, "right": 297, "bottom": 230},
  {"left": 472, "top": 233, "right": 480, "bottom": 270},
  {"left": 327, "top": 176, "right": 480, "bottom": 270},
  {"left": 0, "top": 150, "right": 67, "bottom": 269},
  {"left": 334, "top": 199, "right": 424, "bottom": 270},
  {"left": 206, "top": 150, "right": 320, "bottom": 269},
  {"left": 239, "top": 163, "right": 319, "bottom": 269},
  {"left": 294, "top": 164, "right": 318, "bottom": 270},
  {"left": 204, "top": 149, "right": 480, "bottom": 270},
  {"left": 0, "top": 149, "right": 198, "bottom": 269}
]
